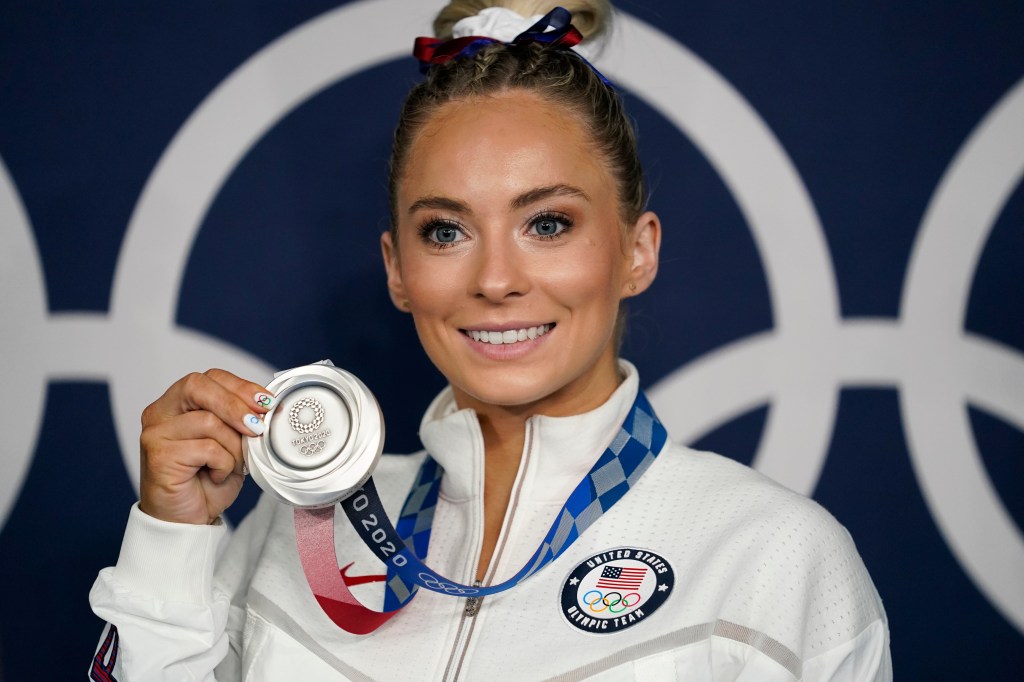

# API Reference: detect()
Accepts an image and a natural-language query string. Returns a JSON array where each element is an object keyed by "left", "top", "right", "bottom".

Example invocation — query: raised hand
[{"left": 138, "top": 368, "right": 274, "bottom": 525}]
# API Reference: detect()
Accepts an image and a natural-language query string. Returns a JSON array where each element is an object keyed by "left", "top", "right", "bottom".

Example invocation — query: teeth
[{"left": 468, "top": 324, "right": 552, "bottom": 345}]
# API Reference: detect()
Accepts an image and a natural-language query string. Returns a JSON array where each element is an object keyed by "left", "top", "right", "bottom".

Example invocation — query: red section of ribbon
[
  {"left": 294, "top": 507, "right": 401, "bottom": 635},
  {"left": 412, "top": 26, "right": 582, "bottom": 66},
  {"left": 341, "top": 562, "right": 386, "bottom": 586},
  {"left": 413, "top": 36, "right": 492, "bottom": 65}
]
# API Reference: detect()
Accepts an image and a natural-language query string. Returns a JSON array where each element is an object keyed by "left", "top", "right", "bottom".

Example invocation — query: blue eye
[
  {"left": 419, "top": 220, "right": 466, "bottom": 248},
  {"left": 534, "top": 218, "right": 559, "bottom": 236},
  {"left": 434, "top": 225, "right": 460, "bottom": 243},
  {"left": 529, "top": 213, "right": 572, "bottom": 238}
]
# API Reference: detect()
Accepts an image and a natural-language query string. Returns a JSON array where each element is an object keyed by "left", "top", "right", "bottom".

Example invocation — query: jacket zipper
[
  {"left": 463, "top": 592, "right": 483, "bottom": 618},
  {"left": 442, "top": 421, "right": 535, "bottom": 681},
  {"left": 439, "top": 580, "right": 482, "bottom": 681}
]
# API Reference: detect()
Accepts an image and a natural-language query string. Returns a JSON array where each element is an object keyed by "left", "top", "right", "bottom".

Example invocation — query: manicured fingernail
[
  {"left": 254, "top": 392, "right": 275, "bottom": 409},
  {"left": 243, "top": 413, "right": 265, "bottom": 436},
  {"left": 242, "top": 459, "right": 249, "bottom": 476}
]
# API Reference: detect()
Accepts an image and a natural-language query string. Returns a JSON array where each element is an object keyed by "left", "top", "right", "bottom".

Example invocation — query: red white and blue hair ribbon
[{"left": 412, "top": 6, "right": 611, "bottom": 85}]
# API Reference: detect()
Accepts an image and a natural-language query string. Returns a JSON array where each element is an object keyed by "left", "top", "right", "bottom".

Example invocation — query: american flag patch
[{"left": 595, "top": 565, "right": 648, "bottom": 590}]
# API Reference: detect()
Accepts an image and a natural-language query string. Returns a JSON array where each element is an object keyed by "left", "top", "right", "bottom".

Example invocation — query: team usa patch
[{"left": 560, "top": 547, "right": 674, "bottom": 634}]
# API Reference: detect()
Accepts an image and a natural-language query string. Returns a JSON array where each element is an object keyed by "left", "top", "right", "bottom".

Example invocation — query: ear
[
  {"left": 380, "top": 231, "right": 411, "bottom": 312},
  {"left": 621, "top": 210, "right": 661, "bottom": 298}
]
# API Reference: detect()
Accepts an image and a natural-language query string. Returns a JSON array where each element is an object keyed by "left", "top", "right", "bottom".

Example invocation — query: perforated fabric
[{"left": 89, "top": 361, "right": 890, "bottom": 681}]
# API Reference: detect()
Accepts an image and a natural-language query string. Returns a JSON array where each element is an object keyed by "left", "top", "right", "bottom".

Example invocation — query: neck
[
  {"left": 449, "top": 354, "right": 623, "bottom": 579},
  {"left": 462, "top": 405, "right": 530, "bottom": 581},
  {"left": 476, "top": 408, "right": 530, "bottom": 482}
]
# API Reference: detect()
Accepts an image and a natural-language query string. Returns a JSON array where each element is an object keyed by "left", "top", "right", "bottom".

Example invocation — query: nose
[{"left": 470, "top": 232, "right": 530, "bottom": 302}]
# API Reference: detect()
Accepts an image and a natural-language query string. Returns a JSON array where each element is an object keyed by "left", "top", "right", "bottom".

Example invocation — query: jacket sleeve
[
  {"left": 798, "top": 523, "right": 893, "bottom": 682},
  {"left": 88, "top": 496, "right": 277, "bottom": 681},
  {"left": 802, "top": 618, "right": 892, "bottom": 682}
]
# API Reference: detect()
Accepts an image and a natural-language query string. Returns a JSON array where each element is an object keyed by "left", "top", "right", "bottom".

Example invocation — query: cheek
[
  {"left": 405, "top": 263, "right": 451, "bottom": 303},
  {"left": 541, "top": 242, "right": 624, "bottom": 311},
  {"left": 398, "top": 245, "right": 464, "bottom": 305},
  {"left": 400, "top": 256, "right": 469, "bottom": 346}
]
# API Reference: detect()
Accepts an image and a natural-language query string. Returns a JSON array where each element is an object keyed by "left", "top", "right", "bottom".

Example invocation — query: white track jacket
[{"left": 90, "top": 363, "right": 891, "bottom": 681}]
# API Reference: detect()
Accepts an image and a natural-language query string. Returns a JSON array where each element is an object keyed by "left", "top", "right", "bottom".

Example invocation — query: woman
[{"left": 90, "top": 1, "right": 891, "bottom": 679}]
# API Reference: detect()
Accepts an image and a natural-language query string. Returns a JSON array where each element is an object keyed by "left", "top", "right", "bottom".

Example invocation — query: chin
[
  {"left": 428, "top": 334, "right": 620, "bottom": 414},
  {"left": 456, "top": 375, "right": 560, "bottom": 410},
  {"left": 450, "top": 361, "right": 609, "bottom": 415}
]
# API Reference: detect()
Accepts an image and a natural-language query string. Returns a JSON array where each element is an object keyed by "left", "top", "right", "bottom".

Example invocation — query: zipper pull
[
  {"left": 464, "top": 597, "right": 481, "bottom": 617},
  {"left": 464, "top": 580, "right": 483, "bottom": 617}
]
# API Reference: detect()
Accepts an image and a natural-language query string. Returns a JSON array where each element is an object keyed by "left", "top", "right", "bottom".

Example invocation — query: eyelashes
[
  {"left": 528, "top": 211, "right": 574, "bottom": 239},
  {"left": 417, "top": 218, "right": 464, "bottom": 248},
  {"left": 416, "top": 211, "right": 574, "bottom": 250}
]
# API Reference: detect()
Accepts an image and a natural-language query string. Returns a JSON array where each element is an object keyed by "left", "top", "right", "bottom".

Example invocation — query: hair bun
[{"left": 433, "top": 0, "right": 611, "bottom": 41}]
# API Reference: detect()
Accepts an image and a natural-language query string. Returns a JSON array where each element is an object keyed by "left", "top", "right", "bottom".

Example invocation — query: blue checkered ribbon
[{"left": 339, "top": 391, "right": 667, "bottom": 610}]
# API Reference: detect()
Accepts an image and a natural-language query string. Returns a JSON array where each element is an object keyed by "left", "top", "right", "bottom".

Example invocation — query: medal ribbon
[{"left": 294, "top": 391, "right": 667, "bottom": 634}]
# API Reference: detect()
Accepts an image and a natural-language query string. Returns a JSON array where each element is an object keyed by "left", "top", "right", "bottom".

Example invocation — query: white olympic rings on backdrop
[
  {"left": 0, "top": 0, "right": 1020, "bottom": 631},
  {"left": 898, "top": 78, "right": 1024, "bottom": 633},
  {"left": 0, "top": 157, "right": 48, "bottom": 533}
]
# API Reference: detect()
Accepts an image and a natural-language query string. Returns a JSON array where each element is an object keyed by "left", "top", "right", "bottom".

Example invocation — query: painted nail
[
  {"left": 254, "top": 392, "right": 275, "bottom": 410},
  {"left": 242, "top": 459, "right": 249, "bottom": 476},
  {"left": 243, "top": 413, "right": 265, "bottom": 436}
]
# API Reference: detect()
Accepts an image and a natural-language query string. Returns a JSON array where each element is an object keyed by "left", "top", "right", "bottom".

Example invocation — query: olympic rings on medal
[
  {"left": 418, "top": 573, "right": 480, "bottom": 595},
  {"left": 582, "top": 589, "right": 642, "bottom": 613},
  {"left": 299, "top": 440, "right": 327, "bottom": 456},
  {"left": 288, "top": 397, "right": 325, "bottom": 434}
]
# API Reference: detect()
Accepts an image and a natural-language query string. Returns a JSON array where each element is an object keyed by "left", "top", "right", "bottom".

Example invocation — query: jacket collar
[{"left": 418, "top": 361, "right": 641, "bottom": 503}]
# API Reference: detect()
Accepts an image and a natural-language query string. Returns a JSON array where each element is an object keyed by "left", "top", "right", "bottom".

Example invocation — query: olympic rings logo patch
[
  {"left": 560, "top": 548, "right": 674, "bottom": 634},
  {"left": 582, "top": 590, "right": 643, "bottom": 614}
]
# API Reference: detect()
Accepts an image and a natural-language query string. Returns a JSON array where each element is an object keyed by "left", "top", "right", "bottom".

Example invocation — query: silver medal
[{"left": 245, "top": 362, "right": 384, "bottom": 508}]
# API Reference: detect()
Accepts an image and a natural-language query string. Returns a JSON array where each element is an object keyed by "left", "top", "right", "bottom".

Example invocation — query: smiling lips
[{"left": 464, "top": 323, "right": 554, "bottom": 345}]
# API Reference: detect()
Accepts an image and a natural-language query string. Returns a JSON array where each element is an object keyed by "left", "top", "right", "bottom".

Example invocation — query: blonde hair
[{"left": 387, "top": 0, "right": 644, "bottom": 231}]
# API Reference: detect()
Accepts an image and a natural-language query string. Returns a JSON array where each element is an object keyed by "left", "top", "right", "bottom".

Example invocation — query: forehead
[{"left": 398, "top": 90, "right": 615, "bottom": 207}]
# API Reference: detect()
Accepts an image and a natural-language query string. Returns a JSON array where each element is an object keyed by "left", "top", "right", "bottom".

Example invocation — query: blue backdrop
[{"left": 1, "top": 1, "right": 1022, "bottom": 679}]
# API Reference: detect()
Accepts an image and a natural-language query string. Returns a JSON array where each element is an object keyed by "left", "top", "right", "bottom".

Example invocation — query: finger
[
  {"left": 140, "top": 433, "right": 246, "bottom": 524},
  {"left": 145, "top": 409, "right": 245, "bottom": 461},
  {"left": 147, "top": 437, "right": 241, "bottom": 485},
  {"left": 203, "top": 367, "right": 278, "bottom": 414},
  {"left": 196, "top": 465, "right": 246, "bottom": 523},
  {"left": 147, "top": 371, "right": 269, "bottom": 437},
  {"left": 194, "top": 439, "right": 243, "bottom": 484}
]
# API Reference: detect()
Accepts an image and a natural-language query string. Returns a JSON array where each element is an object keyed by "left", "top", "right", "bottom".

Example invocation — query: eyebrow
[
  {"left": 406, "top": 184, "right": 591, "bottom": 216},
  {"left": 407, "top": 195, "right": 471, "bottom": 215},
  {"left": 510, "top": 184, "right": 590, "bottom": 210}
]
